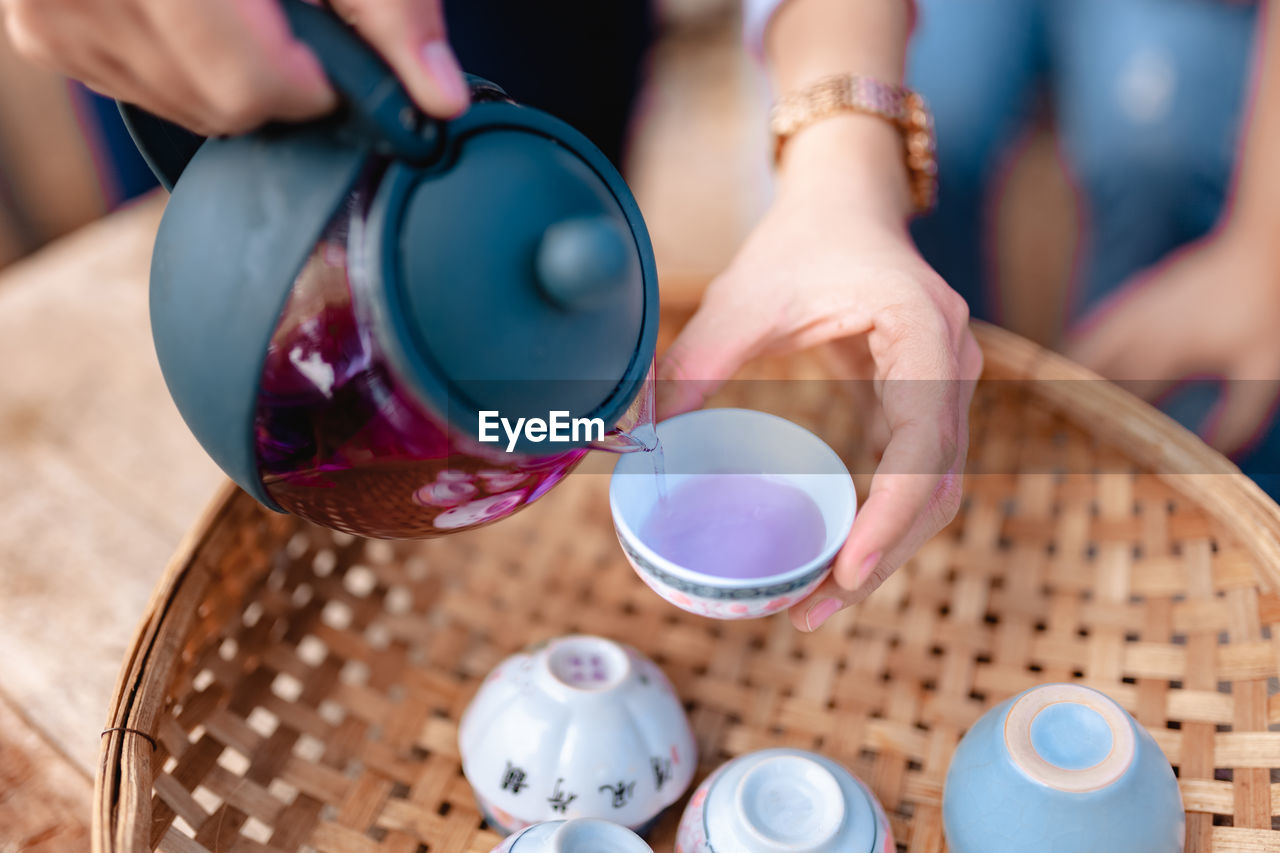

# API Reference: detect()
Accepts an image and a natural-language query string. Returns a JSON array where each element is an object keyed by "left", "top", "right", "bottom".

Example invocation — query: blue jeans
[{"left": 906, "top": 0, "right": 1278, "bottom": 487}]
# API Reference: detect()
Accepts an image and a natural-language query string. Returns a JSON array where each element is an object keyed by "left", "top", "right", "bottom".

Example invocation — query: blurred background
[
  {"left": 0, "top": 0, "right": 1077, "bottom": 344},
  {"left": 0, "top": 40, "right": 110, "bottom": 268}
]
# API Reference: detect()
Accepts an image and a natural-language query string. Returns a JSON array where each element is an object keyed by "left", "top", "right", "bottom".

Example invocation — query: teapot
[{"left": 124, "top": 0, "right": 659, "bottom": 538}]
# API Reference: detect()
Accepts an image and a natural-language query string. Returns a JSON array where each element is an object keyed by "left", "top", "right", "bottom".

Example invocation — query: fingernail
[
  {"left": 805, "top": 598, "right": 843, "bottom": 632},
  {"left": 857, "top": 550, "right": 883, "bottom": 585},
  {"left": 421, "top": 41, "right": 469, "bottom": 110}
]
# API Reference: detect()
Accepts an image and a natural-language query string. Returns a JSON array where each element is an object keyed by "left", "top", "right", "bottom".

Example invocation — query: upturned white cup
[
  {"left": 491, "top": 819, "right": 653, "bottom": 853},
  {"left": 676, "top": 748, "right": 895, "bottom": 853},
  {"left": 459, "top": 635, "right": 697, "bottom": 836},
  {"left": 610, "top": 408, "right": 856, "bottom": 620}
]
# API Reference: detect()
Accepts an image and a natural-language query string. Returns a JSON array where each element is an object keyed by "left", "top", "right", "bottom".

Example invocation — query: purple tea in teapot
[
  {"left": 140, "top": 55, "right": 659, "bottom": 541},
  {"left": 254, "top": 181, "right": 656, "bottom": 538},
  {"left": 253, "top": 199, "right": 581, "bottom": 538}
]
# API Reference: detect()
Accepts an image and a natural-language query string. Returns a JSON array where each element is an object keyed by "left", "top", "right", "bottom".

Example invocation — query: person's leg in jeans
[
  {"left": 907, "top": 0, "right": 1047, "bottom": 322},
  {"left": 1049, "top": 0, "right": 1276, "bottom": 487},
  {"left": 1050, "top": 0, "right": 1258, "bottom": 313}
]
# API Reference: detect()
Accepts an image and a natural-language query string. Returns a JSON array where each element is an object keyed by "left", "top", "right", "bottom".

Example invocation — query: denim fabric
[
  {"left": 909, "top": 0, "right": 1258, "bottom": 318},
  {"left": 907, "top": 0, "right": 1277, "bottom": 486}
]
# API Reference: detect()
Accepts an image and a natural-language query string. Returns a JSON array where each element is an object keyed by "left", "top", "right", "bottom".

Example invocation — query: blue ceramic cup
[{"left": 943, "top": 684, "right": 1184, "bottom": 853}]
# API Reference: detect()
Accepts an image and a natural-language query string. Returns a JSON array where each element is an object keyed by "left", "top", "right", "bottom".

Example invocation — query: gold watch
[{"left": 770, "top": 74, "right": 938, "bottom": 214}]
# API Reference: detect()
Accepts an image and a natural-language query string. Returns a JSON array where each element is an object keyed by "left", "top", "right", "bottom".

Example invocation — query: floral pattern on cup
[
  {"left": 491, "top": 819, "right": 654, "bottom": 853},
  {"left": 676, "top": 748, "right": 894, "bottom": 853},
  {"left": 674, "top": 765, "right": 723, "bottom": 853},
  {"left": 619, "top": 535, "right": 830, "bottom": 620}
]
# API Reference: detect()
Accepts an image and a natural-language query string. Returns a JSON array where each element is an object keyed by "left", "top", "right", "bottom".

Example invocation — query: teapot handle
[
  {"left": 278, "top": 0, "right": 444, "bottom": 162},
  {"left": 121, "top": 0, "right": 445, "bottom": 189}
]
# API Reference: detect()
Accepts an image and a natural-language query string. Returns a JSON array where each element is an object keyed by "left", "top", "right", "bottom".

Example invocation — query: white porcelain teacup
[
  {"left": 491, "top": 819, "right": 653, "bottom": 853},
  {"left": 459, "top": 635, "right": 697, "bottom": 836},
  {"left": 676, "top": 748, "right": 895, "bottom": 853},
  {"left": 610, "top": 408, "right": 856, "bottom": 620}
]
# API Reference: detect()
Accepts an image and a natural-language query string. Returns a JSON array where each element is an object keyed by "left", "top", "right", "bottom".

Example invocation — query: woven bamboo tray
[{"left": 96, "top": 321, "right": 1280, "bottom": 853}]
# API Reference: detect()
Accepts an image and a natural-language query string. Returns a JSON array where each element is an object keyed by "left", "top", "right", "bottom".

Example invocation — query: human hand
[
  {"left": 0, "top": 0, "right": 469, "bottom": 136},
  {"left": 1068, "top": 227, "right": 1280, "bottom": 456},
  {"left": 658, "top": 116, "right": 982, "bottom": 633}
]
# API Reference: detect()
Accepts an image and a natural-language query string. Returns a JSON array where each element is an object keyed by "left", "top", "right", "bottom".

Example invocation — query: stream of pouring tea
[{"left": 602, "top": 360, "right": 668, "bottom": 501}]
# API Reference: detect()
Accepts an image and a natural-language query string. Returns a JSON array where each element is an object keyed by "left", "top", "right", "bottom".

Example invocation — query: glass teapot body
[
  {"left": 132, "top": 2, "right": 658, "bottom": 540},
  {"left": 254, "top": 173, "right": 590, "bottom": 538}
]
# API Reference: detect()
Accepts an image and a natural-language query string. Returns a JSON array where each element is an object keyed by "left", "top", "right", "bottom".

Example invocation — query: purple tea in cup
[
  {"left": 639, "top": 474, "right": 827, "bottom": 580},
  {"left": 610, "top": 408, "right": 856, "bottom": 620}
]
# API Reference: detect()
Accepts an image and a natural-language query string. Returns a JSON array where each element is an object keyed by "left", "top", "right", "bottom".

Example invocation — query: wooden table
[{"left": 0, "top": 196, "right": 224, "bottom": 849}]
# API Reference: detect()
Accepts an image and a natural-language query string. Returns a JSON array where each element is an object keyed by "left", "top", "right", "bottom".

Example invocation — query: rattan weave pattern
[{"left": 96, "top": 323, "right": 1280, "bottom": 853}]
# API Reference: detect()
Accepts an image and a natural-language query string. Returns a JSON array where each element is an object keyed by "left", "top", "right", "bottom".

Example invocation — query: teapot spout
[
  {"left": 588, "top": 359, "right": 659, "bottom": 454},
  {"left": 590, "top": 425, "right": 659, "bottom": 454}
]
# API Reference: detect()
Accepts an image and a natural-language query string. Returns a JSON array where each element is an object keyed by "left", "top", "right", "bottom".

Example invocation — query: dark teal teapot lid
[
  {"left": 134, "top": 0, "right": 657, "bottom": 510},
  {"left": 365, "top": 105, "right": 653, "bottom": 455}
]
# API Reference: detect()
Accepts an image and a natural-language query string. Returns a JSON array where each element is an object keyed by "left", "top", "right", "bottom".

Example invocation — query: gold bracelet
[{"left": 770, "top": 74, "right": 938, "bottom": 215}]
